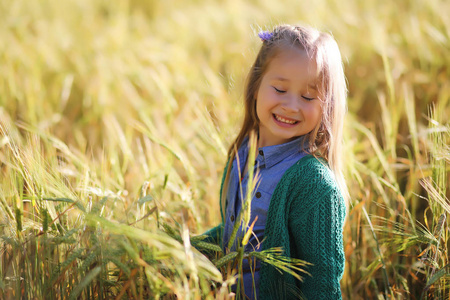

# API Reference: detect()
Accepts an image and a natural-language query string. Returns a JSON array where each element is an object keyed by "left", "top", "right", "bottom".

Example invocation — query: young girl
[{"left": 205, "top": 24, "right": 348, "bottom": 300}]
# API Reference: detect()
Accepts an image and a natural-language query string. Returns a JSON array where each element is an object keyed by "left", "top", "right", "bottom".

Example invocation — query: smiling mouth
[{"left": 273, "top": 114, "right": 299, "bottom": 125}]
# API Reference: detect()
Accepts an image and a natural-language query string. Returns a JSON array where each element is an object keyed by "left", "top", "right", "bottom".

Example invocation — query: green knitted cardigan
[{"left": 205, "top": 154, "right": 346, "bottom": 300}]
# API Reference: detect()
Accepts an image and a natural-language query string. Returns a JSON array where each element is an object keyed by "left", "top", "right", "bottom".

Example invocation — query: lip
[{"left": 272, "top": 114, "right": 299, "bottom": 127}]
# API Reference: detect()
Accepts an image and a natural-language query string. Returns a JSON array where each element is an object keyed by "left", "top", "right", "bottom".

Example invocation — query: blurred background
[{"left": 0, "top": 0, "right": 449, "bottom": 298}]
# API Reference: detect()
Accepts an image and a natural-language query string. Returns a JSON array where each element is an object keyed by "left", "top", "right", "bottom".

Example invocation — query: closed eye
[
  {"left": 273, "top": 87, "right": 286, "bottom": 94},
  {"left": 302, "top": 95, "right": 315, "bottom": 101}
]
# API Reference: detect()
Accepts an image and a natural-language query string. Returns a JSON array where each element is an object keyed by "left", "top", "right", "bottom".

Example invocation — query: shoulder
[
  {"left": 284, "top": 155, "right": 337, "bottom": 189},
  {"left": 281, "top": 155, "right": 343, "bottom": 205},
  {"left": 281, "top": 155, "right": 345, "bottom": 220}
]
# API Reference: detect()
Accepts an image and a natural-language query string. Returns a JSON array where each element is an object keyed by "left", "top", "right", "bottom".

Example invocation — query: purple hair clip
[{"left": 258, "top": 30, "right": 273, "bottom": 42}]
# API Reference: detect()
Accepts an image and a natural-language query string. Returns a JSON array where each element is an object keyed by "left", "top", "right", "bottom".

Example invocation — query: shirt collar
[
  {"left": 238, "top": 135, "right": 307, "bottom": 169},
  {"left": 257, "top": 136, "right": 307, "bottom": 169}
]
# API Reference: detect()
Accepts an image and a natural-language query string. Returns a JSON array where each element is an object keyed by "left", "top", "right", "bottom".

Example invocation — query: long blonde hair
[{"left": 221, "top": 24, "right": 349, "bottom": 212}]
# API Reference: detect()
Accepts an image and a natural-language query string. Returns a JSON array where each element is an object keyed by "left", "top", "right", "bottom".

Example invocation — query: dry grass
[{"left": 0, "top": 0, "right": 449, "bottom": 298}]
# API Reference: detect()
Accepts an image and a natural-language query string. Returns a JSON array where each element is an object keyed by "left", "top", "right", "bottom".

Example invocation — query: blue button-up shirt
[{"left": 223, "top": 136, "right": 306, "bottom": 299}]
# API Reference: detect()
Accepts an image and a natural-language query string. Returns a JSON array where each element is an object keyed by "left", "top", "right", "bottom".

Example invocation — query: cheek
[
  {"left": 255, "top": 99, "right": 265, "bottom": 121},
  {"left": 308, "top": 103, "right": 322, "bottom": 126},
  {"left": 259, "top": 91, "right": 278, "bottom": 110},
  {"left": 256, "top": 93, "right": 270, "bottom": 117}
]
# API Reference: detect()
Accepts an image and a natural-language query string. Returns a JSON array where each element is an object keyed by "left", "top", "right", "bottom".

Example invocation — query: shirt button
[
  {"left": 259, "top": 150, "right": 264, "bottom": 156},
  {"left": 230, "top": 215, "right": 235, "bottom": 222},
  {"left": 256, "top": 192, "right": 261, "bottom": 198}
]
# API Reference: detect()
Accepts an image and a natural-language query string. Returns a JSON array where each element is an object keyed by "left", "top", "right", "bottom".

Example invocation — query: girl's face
[{"left": 256, "top": 47, "right": 322, "bottom": 147}]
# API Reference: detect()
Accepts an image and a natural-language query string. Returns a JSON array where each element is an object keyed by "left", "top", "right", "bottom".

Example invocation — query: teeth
[{"left": 275, "top": 114, "right": 297, "bottom": 124}]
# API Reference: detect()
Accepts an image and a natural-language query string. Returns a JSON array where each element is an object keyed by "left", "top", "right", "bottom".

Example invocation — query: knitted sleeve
[
  {"left": 201, "top": 223, "right": 223, "bottom": 245},
  {"left": 288, "top": 164, "right": 346, "bottom": 300}
]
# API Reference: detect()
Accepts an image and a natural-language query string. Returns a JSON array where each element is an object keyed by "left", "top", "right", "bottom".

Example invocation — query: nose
[{"left": 280, "top": 95, "right": 301, "bottom": 113}]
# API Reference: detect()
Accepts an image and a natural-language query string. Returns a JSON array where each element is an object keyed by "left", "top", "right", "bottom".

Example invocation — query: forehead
[{"left": 264, "top": 47, "right": 319, "bottom": 86}]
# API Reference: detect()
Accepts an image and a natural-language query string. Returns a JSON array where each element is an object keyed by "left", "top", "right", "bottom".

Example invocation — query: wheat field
[{"left": 0, "top": 0, "right": 449, "bottom": 299}]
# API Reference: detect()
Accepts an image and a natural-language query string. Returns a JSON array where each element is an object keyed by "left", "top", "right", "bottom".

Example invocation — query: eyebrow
[{"left": 272, "top": 77, "right": 318, "bottom": 91}]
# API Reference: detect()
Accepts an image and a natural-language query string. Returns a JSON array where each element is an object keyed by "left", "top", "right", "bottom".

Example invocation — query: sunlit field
[{"left": 0, "top": 0, "right": 449, "bottom": 299}]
